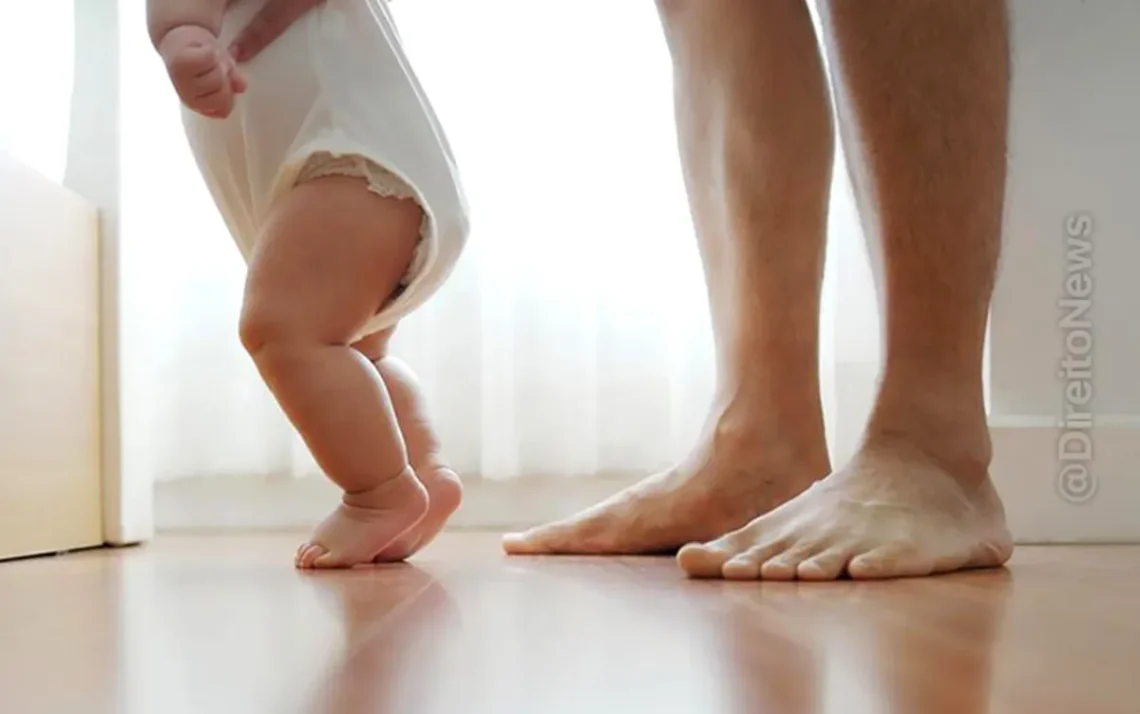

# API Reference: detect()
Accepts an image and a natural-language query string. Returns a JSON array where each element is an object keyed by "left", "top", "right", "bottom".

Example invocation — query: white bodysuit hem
[{"left": 180, "top": 0, "right": 468, "bottom": 343}]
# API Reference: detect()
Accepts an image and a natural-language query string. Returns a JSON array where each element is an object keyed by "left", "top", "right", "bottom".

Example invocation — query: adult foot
[
  {"left": 677, "top": 436, "right": 1013, "bottom": 581},
  {"left": 502, "top": 428, "right": 829, "bottom": 555},
  {"left": 295, "top": 467, "right": 429, "bottom": 569},
  {"left": 373, "top": 460, "right": 463, "bottom": 562}
]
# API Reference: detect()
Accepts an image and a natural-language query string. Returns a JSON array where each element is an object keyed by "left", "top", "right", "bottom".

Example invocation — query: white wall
[
  {"left": 995, "top": 1, "right": 1140, "bottom": 419},
  {"left": 988, "top": 0, "right": 1140, "bottom": 541},
  {"left": 65, "top": 0, "right": 153, "bottom": 544},
  {"left": 0, "top": 2, "right": 147, "bottom": 545}
]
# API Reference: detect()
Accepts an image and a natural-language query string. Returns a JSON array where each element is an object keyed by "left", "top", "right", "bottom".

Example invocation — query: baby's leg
[
  {"left": 240, "top": 173, "right": 428, "bottom": 569},
  {"left": 353, "top": 329, "right": 463, "bottom": 561}
]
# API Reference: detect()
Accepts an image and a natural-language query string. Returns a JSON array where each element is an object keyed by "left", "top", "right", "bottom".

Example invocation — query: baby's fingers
[
  {"left": 166, "top": 44, "right": 219, "bottom": 81},
  {"left": 230, "top": 67, "right": 248, "bottom": 94},
  {"left": 174, "top": 47, "right": 246, "bottom": 117},
  {"left": 187, "top": 53, "right": 246, "bottom": 118},
  {"left": 219, "top": 51, "right": 248, "bottom": 94},
  {"left": 192, "top": 81, "right": 236, "bottom": 118}
]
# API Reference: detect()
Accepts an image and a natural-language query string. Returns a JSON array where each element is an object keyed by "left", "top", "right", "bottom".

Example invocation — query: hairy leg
[
  {"left": 503, "top": 0, "right": 834, "bottom": 555},
  {"left": 679, "top": 0, "right": 1013, "bottom": 580}
]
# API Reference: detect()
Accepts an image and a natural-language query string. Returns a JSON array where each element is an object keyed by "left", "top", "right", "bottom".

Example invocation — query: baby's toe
[{"left": 295, "top": 543, "right": 328, "bottom": 570}]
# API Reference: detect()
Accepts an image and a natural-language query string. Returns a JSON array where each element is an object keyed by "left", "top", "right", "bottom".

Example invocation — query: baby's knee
[
  {"left": 238, "top": 305, "right": 287, "bottom": 357},
  {"left": 238, "top": 301, "right": 324, "bottom": 358}
]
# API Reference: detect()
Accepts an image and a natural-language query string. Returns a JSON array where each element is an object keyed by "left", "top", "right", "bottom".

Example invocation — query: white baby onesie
[{"left": 181, "top": 0, "right": 469, "bottom": 339}]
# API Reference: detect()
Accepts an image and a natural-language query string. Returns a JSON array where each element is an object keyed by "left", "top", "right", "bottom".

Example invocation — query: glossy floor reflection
[{"left": 0, "top": 534, "right": 1137, "bottom": 714}]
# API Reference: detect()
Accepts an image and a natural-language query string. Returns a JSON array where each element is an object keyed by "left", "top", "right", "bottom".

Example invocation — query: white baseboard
[
  {"left": 989, "top": 422, "right": 1140, "bottom": 543},
  {"left": 155, "top": 474, "right": 644, "bottom": 532},
  {"left": 155, "top": 422, "right": 1140, "bottom": 543}
]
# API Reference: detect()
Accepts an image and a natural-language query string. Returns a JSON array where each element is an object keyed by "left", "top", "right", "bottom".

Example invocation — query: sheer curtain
[
  {"left": 117, "top": 1, "right": 873, "bottom": 491},
  {"left": 124, "top": 0, "right": 714, "bottom": 485},
  {"left": 0, "top": 1, "right": 876, "bottom": 525}
]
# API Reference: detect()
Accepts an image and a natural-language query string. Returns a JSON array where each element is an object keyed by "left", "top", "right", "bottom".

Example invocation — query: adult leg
[
  {"left": 503, "top": 0, "right": 834, "bottom": 554},
  {"left": 679, "top": 0, "right": 1013, "bottom": 580}
]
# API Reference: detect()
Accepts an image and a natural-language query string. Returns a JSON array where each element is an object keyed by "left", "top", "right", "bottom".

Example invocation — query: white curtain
[{"left": 112, "top": 0, "right": 873, "bottom": 486}]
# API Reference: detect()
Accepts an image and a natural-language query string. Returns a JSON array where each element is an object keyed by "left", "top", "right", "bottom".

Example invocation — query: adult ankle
[
  {"left": 705, "top": 396, "right": 830, "bottom": 476},
  {"left": 865, "top": 379, "right": 992, "bottom": 484}
]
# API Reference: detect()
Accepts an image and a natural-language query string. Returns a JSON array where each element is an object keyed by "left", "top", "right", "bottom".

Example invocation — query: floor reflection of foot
[
  {"left": 304, "top": 566, "right": 459, "bottom": 714},
  {"left": 718, "top": 570, "right": 1012, "bottom": 713},
  {"left": 823, "top": 571, "right": 1012, "bottom": 714},
  {"left": 678, "top": 439, "right": 1013, "bottom": 580},
  {"left": 502, "top": 434, "right": 828, "bottom": 555}
]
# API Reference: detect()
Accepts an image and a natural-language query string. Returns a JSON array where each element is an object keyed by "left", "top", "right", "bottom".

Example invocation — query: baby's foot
[
  {"left": 373, "top": 459, "right": 463, "bottom": 562},
  {"left": 295, "top": 467, "right": 429, "bottom": 569}
]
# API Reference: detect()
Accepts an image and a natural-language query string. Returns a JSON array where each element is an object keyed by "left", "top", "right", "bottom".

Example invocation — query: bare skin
[
  {"left": 509, "top": 0, "right": 1014, "bottom": 580},
  {"left": 503, "top": 0, "right": 835, "bottom": 555},
  {"left": 240, "top": 175, "right": 431, "bottom": 569},
  {"left": 679, "top": 0, "right": 1014, "bottom": 579},
  {"left": 147, "top": 0, "right": 247, "bottom": 118},
  {"left": 353, "top": 329, "right": 463, "bottom": 562},
  {"left": 235, "top": 0, "right": 835, "bottom": 558},
  {"left": 226, "top": 0, "right": 461, "bottom": 566},
  {"left": 227, "top": 0, "right": 327, "bottom": 64},
  {"left": 234, "top": 0, "right": 1014, "bottom": 579}
]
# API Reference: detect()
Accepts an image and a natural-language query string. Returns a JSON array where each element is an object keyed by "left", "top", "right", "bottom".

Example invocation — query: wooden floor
[{"left": 0, "top": 534, "right": 1137, "bottom": 714}]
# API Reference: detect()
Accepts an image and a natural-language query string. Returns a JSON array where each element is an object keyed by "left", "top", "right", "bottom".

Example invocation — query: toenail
[
  {"left": 760, "top": 558, "right": 798, "bottom": 576},
  {"left": 722, "top": 558, "right": 760, "bottom": 580},
  {"left": 677, "top": 544, "right": 727, "bottom": 578}
]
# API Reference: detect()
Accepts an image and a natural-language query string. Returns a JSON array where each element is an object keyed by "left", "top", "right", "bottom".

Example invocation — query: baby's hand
[{"left": 158, "top": 25, "right": 247, "bottom": 119}]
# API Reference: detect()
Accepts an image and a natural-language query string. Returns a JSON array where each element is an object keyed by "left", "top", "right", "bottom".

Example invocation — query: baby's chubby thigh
[
  {"left": 240, "top": 171, "right": 422, "bottom": 346},
  {"left": 240, "top": 169, "right": 430, "bottom": 569}
]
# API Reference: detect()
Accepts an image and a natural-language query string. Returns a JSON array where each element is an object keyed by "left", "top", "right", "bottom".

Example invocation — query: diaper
[
  {"left": 180, "top": 0, "right": 469, "bottom": 340},
  {"left": 294, "top": 151, "right": 430, "bottom": 293}
]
